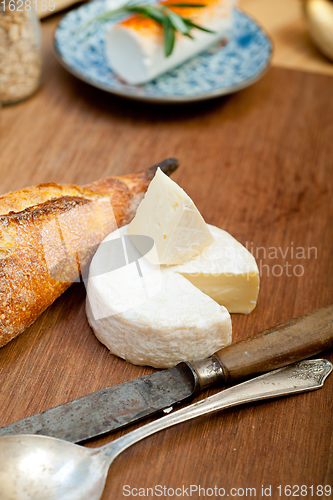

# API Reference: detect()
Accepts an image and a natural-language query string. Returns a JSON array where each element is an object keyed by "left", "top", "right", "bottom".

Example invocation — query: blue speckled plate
[{"left": 54, "top": 2, "right": 273, "bottom": 103}]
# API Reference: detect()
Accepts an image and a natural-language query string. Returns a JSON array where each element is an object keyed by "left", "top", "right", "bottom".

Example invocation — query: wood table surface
[{"left": 0, "top": 10, "right": 333, "bottom": 500}]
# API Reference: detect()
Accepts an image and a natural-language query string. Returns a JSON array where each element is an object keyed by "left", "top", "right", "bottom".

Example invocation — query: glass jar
[{"left": 0, "top": 0, "right": 42, "bottom": 105}]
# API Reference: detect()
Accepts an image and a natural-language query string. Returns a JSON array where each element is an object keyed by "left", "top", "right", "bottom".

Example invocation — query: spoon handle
[{"left": 101, "top": 358, "right": 332, "bottom": 462}]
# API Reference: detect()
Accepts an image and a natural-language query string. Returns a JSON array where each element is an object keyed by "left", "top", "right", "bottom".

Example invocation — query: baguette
[{"left": 0, "top": 158, "right": 179, "bottom": 347}]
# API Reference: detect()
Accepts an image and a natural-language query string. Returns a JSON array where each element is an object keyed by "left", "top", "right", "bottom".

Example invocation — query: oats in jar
[{"left": 0, "top": 1, "right": 42, "bottom": 104}]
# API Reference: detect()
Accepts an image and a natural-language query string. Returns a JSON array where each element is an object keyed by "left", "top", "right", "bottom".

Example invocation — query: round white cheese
[{"left": 85, "top": 225, "right": 232, "bottom": 368}]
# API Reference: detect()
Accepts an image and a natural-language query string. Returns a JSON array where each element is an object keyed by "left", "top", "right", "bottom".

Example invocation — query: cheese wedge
[
  {"left": 86, "top": 226, "right": 232, "bottom": 368},
  {"left": 166, "top": 224, "right": 260, "bottom": 314},
  {"left": 127, "top": 168, "right": 213, "bottom": 265},
  {"left": 105, "top": 0, "right": 234, "bottom": 84}
]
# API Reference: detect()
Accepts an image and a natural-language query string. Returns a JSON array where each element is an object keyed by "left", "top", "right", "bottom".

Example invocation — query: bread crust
[{"left": 0, "top": 158, "right": 179, "bottom": 347}]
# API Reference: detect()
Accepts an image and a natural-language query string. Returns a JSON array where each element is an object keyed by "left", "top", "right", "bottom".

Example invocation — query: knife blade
[{"left": 1, "top": 304, "right": 333, "bottom": 443}]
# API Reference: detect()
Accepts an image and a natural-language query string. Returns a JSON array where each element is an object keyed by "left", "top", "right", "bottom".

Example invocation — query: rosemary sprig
[{"left": 80, "top": 1, "right": 215, "bottom": 57}]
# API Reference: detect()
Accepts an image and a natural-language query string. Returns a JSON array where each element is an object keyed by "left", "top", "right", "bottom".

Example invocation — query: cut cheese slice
[
  {"left": 86, "top": 225, "right": 232, "bottom": 368},
  {"left": 166, "top": 224, "right": 259, "bottom": 314},
  {"left": 127, "top": 168, "right": 213, "bottom": 265},
  {"left": 105, "top": 0, "right": 234, "bottom": 85}
]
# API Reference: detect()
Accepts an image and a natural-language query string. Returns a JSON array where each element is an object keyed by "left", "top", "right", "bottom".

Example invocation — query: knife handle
[{"left": 190, "top": 305, "right": 333, "bottom": 390}]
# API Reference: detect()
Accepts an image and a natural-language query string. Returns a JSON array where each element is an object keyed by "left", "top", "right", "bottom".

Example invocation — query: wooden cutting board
[{"left": 0, "top": 14, "right": 332, "bottom": 498}]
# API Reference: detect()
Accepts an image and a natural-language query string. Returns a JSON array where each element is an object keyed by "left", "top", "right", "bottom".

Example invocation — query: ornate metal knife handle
[{"left": 107, "top": 359, "right": 332, "bottom": 458}]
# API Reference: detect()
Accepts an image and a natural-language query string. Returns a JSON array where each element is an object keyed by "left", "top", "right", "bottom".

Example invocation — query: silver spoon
[{"left": 0, "top": 359, "right": 331, "bottom": 500}]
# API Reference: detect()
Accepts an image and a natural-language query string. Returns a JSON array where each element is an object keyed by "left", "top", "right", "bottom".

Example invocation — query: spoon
[{"left": 0, "top": 359, "right": 331, "bottom": 500}]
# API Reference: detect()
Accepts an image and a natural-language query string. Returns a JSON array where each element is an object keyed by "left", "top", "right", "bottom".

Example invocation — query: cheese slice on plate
[
  {"left": 127, "top": 168, "right": 214, "bottom": 265},
  {"left": 105, "top": 0, "right": 234, "bottom": 85},
  {"left": 167, "top": 224, "right": 260, "bottom": 314},
  {"left": 86, "top": 226, "right": 231, "bottom": 368}
]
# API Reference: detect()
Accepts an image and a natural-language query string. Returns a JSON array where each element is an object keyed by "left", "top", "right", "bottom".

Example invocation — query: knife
[{"left": 1, "top": 305, "right": 333, "bottom": 443}]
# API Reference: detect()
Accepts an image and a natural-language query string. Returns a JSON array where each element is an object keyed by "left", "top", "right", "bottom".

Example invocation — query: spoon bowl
[
  {"left": 0, "top": 359, "right": 331, "bottom": 500},
  {"left": 0, "top": 435, "right": 109, "bottom": 500}
]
